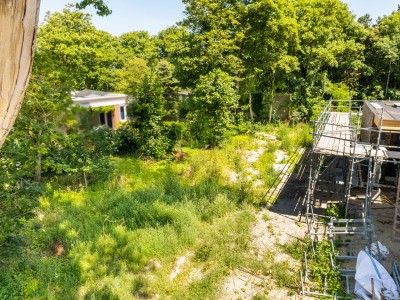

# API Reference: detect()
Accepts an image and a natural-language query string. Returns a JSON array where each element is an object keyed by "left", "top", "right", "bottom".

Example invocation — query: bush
[
  {"left": 115, "top": 125, "right": 139, "bottom": 155},
  {"left": 310, "top": 240, "right": 341, "bottom": 294},
  {"left": 127, "top": 75, "right": 181, "bottom": 159},
  {"left": 0, "top": 184, "right": 42, "bottom": 258},
  {"left": 44, "top": 130, "right": 116, "bottom": 187},
  {"left": 140, "top": 134, "right": 172, "bottom": 159},
  {"left": 86, "top": 126, "right": 118, "bottom": 155},
  {"left": 164, "top": 121, "right": 185, "bottom": 151}
]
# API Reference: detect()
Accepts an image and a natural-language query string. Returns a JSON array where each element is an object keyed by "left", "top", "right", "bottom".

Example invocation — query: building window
[
  {"left": 100, "top": 112, "right": 113, "bottom": 128},
  {"left": 100, "top": 112, "right": 105, "bottom": 125},
  {"left": 120, "top": 105, "right": 127, "bottom": 121}
]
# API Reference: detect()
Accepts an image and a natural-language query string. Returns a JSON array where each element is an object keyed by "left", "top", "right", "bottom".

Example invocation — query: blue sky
[
  {"left": 39, "top": 0, "right": 400, "bottom": 36},
  {"left": 39, "top": 1, "right": 186, "bottom": 35},
  {"left": 343, "top": 0, "right": 399, "bottom": 20}
]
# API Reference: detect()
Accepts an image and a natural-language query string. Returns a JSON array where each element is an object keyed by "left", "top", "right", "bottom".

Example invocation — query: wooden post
[{"left": 371, "top": 278, "right": 375, "bottom": 300}]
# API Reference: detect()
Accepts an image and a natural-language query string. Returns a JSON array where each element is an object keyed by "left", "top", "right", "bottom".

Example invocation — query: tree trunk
[
  {"left": 35, "top": 152, "right": 42, "bottom": 182},
  {"left": 0, "top": 0, "right": 41, "bottom": 148},
  {"left": 249, "top": 93, "right": 253, "bottom": 120},
  {"left": 385, "top": 60, "right": 392, "bottom": 99},
  {"left": 269, "top": 76, "right": 275, "bottom": 123}
]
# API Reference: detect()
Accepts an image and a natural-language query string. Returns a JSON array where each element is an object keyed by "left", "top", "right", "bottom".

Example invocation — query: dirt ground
[{"left": 219, "top": 136, "right": 311, "bottom": 299}]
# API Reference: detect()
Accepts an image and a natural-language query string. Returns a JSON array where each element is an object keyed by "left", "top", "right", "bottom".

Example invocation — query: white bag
[{"left": 354, "top": 250, "right": 398, "bottom": 300}]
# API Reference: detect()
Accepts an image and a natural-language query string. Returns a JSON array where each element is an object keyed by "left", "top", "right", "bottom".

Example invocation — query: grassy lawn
[{"left": 0, "top": 124, "right": 310, "bottom": 299}]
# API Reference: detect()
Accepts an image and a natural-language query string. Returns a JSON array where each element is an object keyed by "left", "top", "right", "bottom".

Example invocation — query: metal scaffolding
[{"left": 302, "top": 99, "right": 400, "bottom": 297}]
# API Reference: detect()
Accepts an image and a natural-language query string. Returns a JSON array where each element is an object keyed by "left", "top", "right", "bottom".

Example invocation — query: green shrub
[
  {"left": 0, "top": 181, "right": 42, "bottom": 258},
  {"left": 115, "top": 124, "right": 139, "bottom": 155},
  {"left": 325, "top": 203, "right": 346, "bottom": 219},
  {"left": 294, "top": 123, "right": 312, "bottom": 148},
  {"left": 164, "top": 121, "right": 185, "bottom": 151},
  {"left": 310, "top": 240, "right": 341, "bottom": 294},
  {"left": 131, "top": 276, "right": 152, "bottom": 299}
]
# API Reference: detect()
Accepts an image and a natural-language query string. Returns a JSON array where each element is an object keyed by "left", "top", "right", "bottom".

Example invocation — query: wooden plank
[
  {"left": 314, "top": 112, "right": 389, "bottom": 158},
  {"left": 387, "top": 151, "right": 400, "bottom": 159}
]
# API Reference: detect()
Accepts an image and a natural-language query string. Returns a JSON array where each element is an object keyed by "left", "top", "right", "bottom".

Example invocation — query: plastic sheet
[{"left": 354, "top": 250, "right": 398, "bottom": 300}]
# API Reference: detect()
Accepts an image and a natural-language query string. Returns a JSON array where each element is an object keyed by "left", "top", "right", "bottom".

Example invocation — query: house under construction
[{"left": 302, "top": 99, "right": 400, "bottom": 298}]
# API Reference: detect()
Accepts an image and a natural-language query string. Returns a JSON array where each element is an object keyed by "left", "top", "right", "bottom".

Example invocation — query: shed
[{"left": 72, "top": 89, "right": 129, "bottom": 129}]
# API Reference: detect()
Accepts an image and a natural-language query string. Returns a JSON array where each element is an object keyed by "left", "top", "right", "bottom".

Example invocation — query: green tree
[
  {"left": 36, "top": 5, "right": 119, "bottom": 91},
  {"left": 118, "top": 31, "right": 159, "bottom": 65},
  {"left": 358, "top": 14, "right": 373, "bottom": 28},
  {"left": 76, "top": 0, "right": 112, "bottom": 16},
  {"left": 157, "top": 26, "right": 193, "bottom": 87},
  {"left": 375, "top": 12, "right": 400, "bottom": 98},
  {"left": 127, "top": 75, "right": 171, "bottom": 158},
  {"left": 292, "top": 0, "right": 366, "bottom": 117},
  {"left": 156, "top": 60, "right": 180, "bottom": 121},
  {"left": 116, "top": 58, "right": 151, "bottom": 97},
  {"left": 188, "top": 69, "right": 239, "bottom": 147},
  {"left": 0, "top": 0, "right": 111, "bottom": 148},
  {"left": 178, "top": 0, "right": 248, "bottom": 87},
  {"left": 242, "top": 0, "right": 299, "bottom": 122}
]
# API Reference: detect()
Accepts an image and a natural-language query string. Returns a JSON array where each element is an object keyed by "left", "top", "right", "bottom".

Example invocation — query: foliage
[
  {"left": 37, "top": 6, "right": 119, "bottom": 91},
  {"left": 6, "top": 1, "right": 400, "bottom": 298},
  {"left": 116, "top": 58, "right": 150, "bottom": 97},
  {"left": 309, "top": 240, "right": 342, "bottom": 295},
  {"left": 292, "top": 0, "right": 366, "bottom": 111},
  {"left": 114, "top": 125, "right": 139, "bottom": 155},
  {"left": 284, "top": 238, "right": 342, "bottom": 295},
  {"left": 127, "top": 74, "right": 177, "bottom": 158},
  {"left": 242, "top": 0, "right": 299, "bottom": 116},
  {"left": 0, "top": 181, "right": 42, "bottom": 258},
  {"left": 326, "top": 82, "right": 354, "bottom": 100},
  {"left": 188, "top": 69, "right": 239, "bottom": 147},
  {"left": 179, "top": 0, "right": 247, "bottom": 87},
  {"left": 75, "top": 0, "right": 112, "bottom": 16},
  {"left": 367, "top": 11, "right": 400, "bottom": 99},
  {"left": 325, "top": 203, "right": 346, "bottom": 219},
  {"left": 275, "top": 123, "right": 311, "bottom": 153},
  {"left": 118, "top": 31, "right": 159, "bottom": 64},
  {"left": 0, "top": 136, "right": 267, "bottom": 299},
  {"left": 156, "top": 60, "right": 180, "bottom": 121}
]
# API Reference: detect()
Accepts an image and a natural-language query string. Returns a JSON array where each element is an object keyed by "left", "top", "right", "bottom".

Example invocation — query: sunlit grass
[{"left": 0, "top": 123, "right": 311, "bottom": 299}]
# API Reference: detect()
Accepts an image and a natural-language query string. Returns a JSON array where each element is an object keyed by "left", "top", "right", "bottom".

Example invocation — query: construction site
[{"left": 300, "top": 99, "right": 400, "bottom": 299}]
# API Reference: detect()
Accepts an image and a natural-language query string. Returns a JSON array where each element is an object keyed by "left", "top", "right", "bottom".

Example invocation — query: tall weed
[{"left": 2, "top": 126, "right": 307, "bottom": 299}]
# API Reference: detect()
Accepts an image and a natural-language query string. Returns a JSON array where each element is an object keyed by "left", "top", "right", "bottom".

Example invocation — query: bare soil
[{"left": 219, "top": 135, "right": 310, "bottom": 299}]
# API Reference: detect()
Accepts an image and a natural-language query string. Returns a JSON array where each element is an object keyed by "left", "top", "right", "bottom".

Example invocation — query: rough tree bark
[{"left": 0, "top": 0, "right": 41, "bottom": 148}]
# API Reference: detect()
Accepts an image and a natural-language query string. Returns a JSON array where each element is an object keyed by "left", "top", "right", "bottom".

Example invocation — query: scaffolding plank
[{"left": 314, "top": 112, "right": 388, "bottom": 158}]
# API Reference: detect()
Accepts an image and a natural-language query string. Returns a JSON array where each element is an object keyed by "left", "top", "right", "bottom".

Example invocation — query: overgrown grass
[
  {"left": 0, "top": 123, "right": 312, "bottom": 299},
  {"left": 276, "top": 123, "right": 312, "bottom": 153}
]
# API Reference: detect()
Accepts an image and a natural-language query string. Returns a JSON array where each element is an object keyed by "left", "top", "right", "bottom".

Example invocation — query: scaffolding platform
[{"left": 313, "top": 112, "right": 387, "bottom": 158}]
